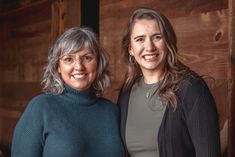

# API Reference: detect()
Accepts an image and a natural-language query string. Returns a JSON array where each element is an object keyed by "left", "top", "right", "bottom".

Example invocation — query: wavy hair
[
  {"left": 41, "top": 27, "right": 111, "bottom": 96},
  {"left": 122, "top": 7, "right": 192, "bottom": 109}
]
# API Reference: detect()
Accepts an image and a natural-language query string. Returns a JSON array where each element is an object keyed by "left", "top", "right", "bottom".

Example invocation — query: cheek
[
  {"left": 88, "top": 61, "right": 98, "bottom": 74},
  {"left": 163, "top": 46, "right": 168, "bottom": 58},
  {"left": 58, "top": 64, "right": 73, "bottom": 76},
  {"left": 160, "top": 40, "right": 167, "bottom": 51},
  {"left": 129, "top": 40, "right": 139, "bottom": 52},
  {"left": 130, "top": 44, "right": 141, "bottom": 55}
]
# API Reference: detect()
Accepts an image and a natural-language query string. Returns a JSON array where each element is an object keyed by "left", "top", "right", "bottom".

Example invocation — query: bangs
[{"left": 60, "top": 34, "right": 95, "bottom": 56}]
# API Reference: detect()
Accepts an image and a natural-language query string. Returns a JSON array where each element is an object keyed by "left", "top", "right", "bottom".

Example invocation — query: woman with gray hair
[{"left": 11, "top": 27, "right": 124, "bottom": 157}]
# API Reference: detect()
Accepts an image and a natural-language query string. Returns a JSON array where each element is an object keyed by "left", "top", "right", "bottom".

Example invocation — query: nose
[
  {"left": 145, "top": 38, "right": 156, "bottom": 52},
  {"left": 74, "top": 59, "right": 85, "bottom": 70}
]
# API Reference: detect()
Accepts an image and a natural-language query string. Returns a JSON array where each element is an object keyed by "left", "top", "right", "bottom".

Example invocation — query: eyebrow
[
  {"left": 133, "top": 35, "right": 145, "bottom": 40},
  {"left": 152, "top": 32, "right": 162, "bottom": 36},
  {"left": 133, "top": 32, "right": 162, "bottom": 40},
  {"left": 81, "top": 51, "right": 96, "bottom": 56},
  {"left": 65, "top": 50, "right": 95, "bottom": 56}
]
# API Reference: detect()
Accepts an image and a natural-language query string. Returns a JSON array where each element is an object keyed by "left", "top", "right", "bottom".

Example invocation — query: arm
[
  {"left": 184, "top": 78, "right": 221, "bottom": 157},
  {"left": 11, "top": 97, "right": 44, "bottom": 157},
  {"left": 116, "top": 87, "right": 131, "bottom": 157}
]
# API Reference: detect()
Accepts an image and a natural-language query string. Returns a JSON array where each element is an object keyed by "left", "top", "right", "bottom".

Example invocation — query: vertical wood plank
[
  {"left": 51, "top": 0, "right": 65, "bottom": 43},
  {"left": 64, "top": 0, "right": 81, "bottom": 29},
  {"left": 0, "top": 0, "right": 53, "bottom": 153},
  {"left": 51, "top": 0, "right": 81, "bottom": 43},
  {"left": 228, "top": 0, "right": 235, "bottom": 156}
]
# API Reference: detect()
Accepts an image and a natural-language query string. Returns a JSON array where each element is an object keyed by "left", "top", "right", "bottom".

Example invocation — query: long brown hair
[{"left": 122, "top": 7, "right": 192, "bottom": 109}]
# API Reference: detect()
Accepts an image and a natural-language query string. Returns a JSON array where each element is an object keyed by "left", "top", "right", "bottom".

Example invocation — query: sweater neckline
[
  {"left": 137, "top": 77, "right": 161, "bottom": 89},
  {"left": 60, "top": 84, "right": 97, "bottom": 106}
]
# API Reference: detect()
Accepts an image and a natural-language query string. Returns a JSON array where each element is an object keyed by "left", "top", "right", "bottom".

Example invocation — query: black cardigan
[{"left": 117, "top": 74, "right": 221, "bottom": 157}]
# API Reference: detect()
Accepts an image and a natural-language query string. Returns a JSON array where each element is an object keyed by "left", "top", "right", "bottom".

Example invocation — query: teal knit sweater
[{"left": 11, "top": 84, "right": 124, "bottom": 157}]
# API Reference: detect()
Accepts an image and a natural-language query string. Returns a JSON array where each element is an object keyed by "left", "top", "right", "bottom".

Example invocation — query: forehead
[
  {"left": 61, "top": 41, "right": 96, "bottom": 56},
  {"left": 63, "top": 49, "right": 96, "bottom": 57},
  {"left": 131, "top": 19, "right": 161, "bottom": 35}
]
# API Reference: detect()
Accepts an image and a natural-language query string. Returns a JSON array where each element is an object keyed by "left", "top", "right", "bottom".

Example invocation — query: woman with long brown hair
[{"left": 118, "top": 7, "right": 221, "bottom": 157}]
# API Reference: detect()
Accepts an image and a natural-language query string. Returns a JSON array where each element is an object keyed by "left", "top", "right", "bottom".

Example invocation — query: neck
[
  {"left": 142, "top": 69, "right": 165, "bottom": 84},
  {"left": 62, "top": 83, "right": 97, "bottom": 106}
]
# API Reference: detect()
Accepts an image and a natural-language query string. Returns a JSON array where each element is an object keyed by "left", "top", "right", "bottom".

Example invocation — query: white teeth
[
  {"left": 143, "top": 54, "right": 157, "bottom": 60},
  {"left": 73, "top": 74, "right": 86, "bottom": 79}
]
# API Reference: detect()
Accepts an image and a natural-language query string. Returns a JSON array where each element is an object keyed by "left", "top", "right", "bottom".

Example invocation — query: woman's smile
[
  {"left": 58, "top": 49, "right": 98, "bottom": 91},
  {"left": 142, "top": 53, "right": 159, "bottom": 61}
]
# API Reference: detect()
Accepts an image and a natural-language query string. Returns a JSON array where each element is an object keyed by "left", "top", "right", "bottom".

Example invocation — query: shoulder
[
  {"left": 117, "top": 86, "right": 131, "bottom": 106},
  {"left": 25, "top": 93, "right": 57, "bottom": 113},
  {"left": 97, "top": 97, "right": 119, "bottom": 112},
  {"left": 29, "top": 93, "right": 56, "bottom": 105},
  {"left": 15, "top": 93, "right": 55, "bottom": 126},
  {"left": 176, "top": 73, "right": 215, "bottom": 112},
  {"left": 177, "top": 73, "right": 208, "bottom": 95},
  {"left": 97, "top": 97, "right": 117, "bottom": 107},
  {"left": 30, "top": 92, "right": 54, "bottom": 102},
  {"left": 176, "top": 73, "right": 213, "bottom": 109}
]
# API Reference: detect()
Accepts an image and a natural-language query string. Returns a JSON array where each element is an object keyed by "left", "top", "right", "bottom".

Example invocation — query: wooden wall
[
  {"left": 0, "top": 1, "right": 51, "bottom": 154},
  {"left": 100, "top": 0, "right": 233, "bottom": 156},
  {"left": 0, "top": 0, "right": 81, "bottom": 155}
]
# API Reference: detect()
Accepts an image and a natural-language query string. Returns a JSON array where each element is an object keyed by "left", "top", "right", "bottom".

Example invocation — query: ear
[
  {"left": 58, "top": 66, "right": 61, "bottom": 73},
  {"left": 128, "top": 46, "right": 134, "bottom": 56}
]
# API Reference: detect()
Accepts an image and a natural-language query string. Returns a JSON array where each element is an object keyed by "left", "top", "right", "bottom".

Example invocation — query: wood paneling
[
  {"left": 0, "top": 1, "right": 52, "bottom": 154},
  {"left": 51, "top": 0, "right": 81, "bottom": 42},
  {"left": 0, "top": 0, "right": 81, "bottom": 155},
  {"left": 174, "top": 10, "right": 228, "bottom": 78}
]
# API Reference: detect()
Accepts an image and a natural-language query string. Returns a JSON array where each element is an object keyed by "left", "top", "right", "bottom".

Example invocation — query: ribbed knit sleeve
[
  {"left": 11, "top": 95, "right": 46, "bottom": 157},
  {"left": 182, "top": 77, "right": 221, "bottom": 157}
]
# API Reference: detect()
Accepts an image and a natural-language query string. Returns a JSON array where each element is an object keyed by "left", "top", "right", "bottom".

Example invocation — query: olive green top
[{"left": 126, "top": 77, "right": 166, "bottom": 157}]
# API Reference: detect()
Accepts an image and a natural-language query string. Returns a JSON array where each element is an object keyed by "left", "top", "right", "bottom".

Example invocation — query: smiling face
[
  {"left": 58, "top": 49, "right": 98, "bottom": 91},
  {"left": 129, "top": 19, "right": 167, "bottom": 77}
]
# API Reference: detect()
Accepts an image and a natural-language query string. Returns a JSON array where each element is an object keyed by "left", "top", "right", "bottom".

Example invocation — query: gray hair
[{"left": 41, "top": 27, "right": 111, "bottom": 96}]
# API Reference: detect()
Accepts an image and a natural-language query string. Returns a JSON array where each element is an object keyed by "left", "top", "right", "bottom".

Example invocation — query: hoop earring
[{"left": 129, "top": 55, "right": 136, "bottom": 64}]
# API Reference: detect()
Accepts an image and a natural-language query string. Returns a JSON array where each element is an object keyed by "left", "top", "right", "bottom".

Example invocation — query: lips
[
  {"left": 142, "top": 53, "right": 159, "bottom": 61},
  {"left": 72, "top": 73, "right": 87, "bottom": 79}
]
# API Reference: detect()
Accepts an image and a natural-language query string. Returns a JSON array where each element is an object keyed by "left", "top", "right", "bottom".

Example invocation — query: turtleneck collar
[{"left": 59, "top": 84, "right": 97, "bottom": 106}]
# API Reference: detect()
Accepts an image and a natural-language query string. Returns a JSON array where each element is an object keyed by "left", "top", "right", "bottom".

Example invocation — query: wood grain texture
[
  {"left": 0, "top": 0, "right": 52, "bottom": 152},
  {"left": 228, "top": 0, "right": 235, "bottom": 156},
  {"left": 174, "top": 10, "right": 228, "bottom": 79},
  {"left": 0, "top": 1, "right": 81, "bottom": 153}
]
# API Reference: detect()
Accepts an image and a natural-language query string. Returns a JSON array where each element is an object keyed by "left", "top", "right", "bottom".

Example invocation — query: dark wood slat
[{"left": 228, "top": 0, "right": 235, "bottom": 156}]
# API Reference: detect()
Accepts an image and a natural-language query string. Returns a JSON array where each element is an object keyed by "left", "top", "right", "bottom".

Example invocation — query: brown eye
[
  {"left": 62, "top": 56, "right": 75, "bottom": 65},
  {"left": 84, "top": 56, "right": 93, "bottom": 61},
  {"left": 153, "top": 35, "right": 162, "bottom": 41},
  {"left": 135, "top": 37, "right": 144, "bottom": 42},
  {"left": 81, "top": 54, "right": 95, "bottom": 63}
]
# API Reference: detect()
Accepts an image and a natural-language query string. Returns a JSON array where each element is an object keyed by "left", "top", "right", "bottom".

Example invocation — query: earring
[{"left": 129, "top": 54, "right": 136, "bottom": 64}]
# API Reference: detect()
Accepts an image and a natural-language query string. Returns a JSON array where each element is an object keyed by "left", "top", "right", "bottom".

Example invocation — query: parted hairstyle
[
  {"left": 41, "top": 27, "right": 111, "bottom": 96},
  {"left": 122, "top": 7, "right": 193, "bottom": 109}
]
